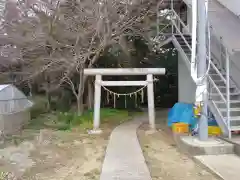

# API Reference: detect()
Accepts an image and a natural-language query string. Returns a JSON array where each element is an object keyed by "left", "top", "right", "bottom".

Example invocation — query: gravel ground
[{"left": 137, "top": 110, "right": 219, "bottom": 180}]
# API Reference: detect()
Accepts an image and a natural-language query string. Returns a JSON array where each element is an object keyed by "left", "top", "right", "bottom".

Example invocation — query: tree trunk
[
  {"left": 77, "top": 64, "right": 85, "bottom": 116},
  {"left": 77, "top": 96, "right": 84, "bottom": 116},
  {"left": 46, "top": 90, "right": 51, "bottom": 111},
  {"left": 87, "top": 78, "right": 94, "bottom": 110},
  {"left": 76, "top": 50, "right": 102, "bottom": 113},
  {"left": 46, "top": 75, "right": 51, "bottom": 111},
  {"left": 28, "top": 81, "right": 32, "bottom": 97}
]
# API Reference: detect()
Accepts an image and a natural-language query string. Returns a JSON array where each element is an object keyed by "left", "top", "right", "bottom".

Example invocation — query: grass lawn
[{"left": 27, "top": 108, "right": 138, "bottom": 131}]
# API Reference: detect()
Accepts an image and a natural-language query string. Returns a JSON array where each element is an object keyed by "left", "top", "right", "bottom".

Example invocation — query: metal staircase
[
  {"left": 209, "top": 66, "right": 240, "bottom": 133},
  {"left": 170, "top": 7, "right": 240, "bottom": 138}
]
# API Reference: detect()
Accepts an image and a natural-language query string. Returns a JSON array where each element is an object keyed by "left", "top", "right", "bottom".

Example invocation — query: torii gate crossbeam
[{"left": 84, "top": 68, "right": 166, "bottom": 133}]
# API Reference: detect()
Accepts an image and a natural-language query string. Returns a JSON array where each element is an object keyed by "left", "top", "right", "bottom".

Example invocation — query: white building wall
[
  {"left": 178, "top": 55, "right": 196, "bottom": 103},
  {"left": 184, "top": 0, "right": 240, "bottom": 17},
  {"left": 216, "top": 0, "right": 240, "bottom": 17},
  {"left": 183, "top": 0, "right": 240, "bottom": 92}
]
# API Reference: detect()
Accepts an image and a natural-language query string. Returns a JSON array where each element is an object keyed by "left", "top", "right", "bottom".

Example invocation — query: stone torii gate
[{"left": 84, "top": 68, "right": 166, "bottom": 133}]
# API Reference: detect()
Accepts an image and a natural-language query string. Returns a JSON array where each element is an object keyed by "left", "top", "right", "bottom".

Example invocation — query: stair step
[
  {"left": 220, "top": 108, "right": 240, "bottom": 112},
  {"left": 212, "top": 80, "right": 225, "bottom": 84},
  {"left": 218, "top": 86, "right": 235, "bottom": 89},
  {"left": 209, "top": 75, "right": 226, "bottom": 81},
  {"left": 212, "top": 80, "right": 235, "bottom": 86},
  {"left": 230, "top": 126, "right": 240, "bottom": 131},
  {"left": 215, "top": 100, "right": 240, "bottom": 108},
  {"left": 178, "top": 40, "right": 190, "bottom": 43},
  {"left": 224, "top": 117, "right": 240, "bottom": 127},
  {"left": 211, "top": 92, "right": 240, "bottom": 96},
  {"left": 221, "top": 108, "right": 240, "bottom": 117},
  {"left": 218, "top": 87, "right": 237, "bottom": 93},
  {"left": 213, "top": 80, "right": 225, "bottom": 82},
  {"left": 227, "top": 116, "right": 240, "bottom": 121},
  {"left": 177, "top": 40, "right": 192, "bottom": 43},
  {"left": 209, "top": 75, "right": 237, "bottom": 87},
  {"left": 215, "top": 100, "right": 240, "bottom": 103},
  {"left": 178, "top": 44, "right": 191, "bottom": 48},
  {"left": 178, "top": 44, "right": 192, "bottom": 47},
  {"left": 211, "top": 85, "right": 237, "bottom": 91},
  {"left": 211, "top": 95, "right": 240, "bottom": 102},
  {"left": 209, "top": 73, "right": 226, "bottom": 76},
  {"left": 209, "top": 74, "right": 225, "bottom": 76},
  {"left": 175, "top": 34, "right": 192, "bottom": 38}
]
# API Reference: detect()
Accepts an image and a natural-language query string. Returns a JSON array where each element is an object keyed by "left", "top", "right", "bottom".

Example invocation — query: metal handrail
[
  {"left": 171, "top": 20, "right": 192, "bottom": 51},
  {"left": 226, "top": 50, "right": 231, "bottom": 138},
  {"left": 210, "top": 26, "right": 232, "bottom": 55},
  {"left": 171, "top": 9, "right": 227, "bottom": 106},
  {"left": 170, "top": 2, "right": 233, "bottom": 137},
  {"left": 212, "top": 100, "right": 228, "bottom": 125},
  {"left": 171, "top": 20, "right": 192, "bottom": 52},
  {"left": 209, "top": 57, "right": 227, "bottom": 84},
  {"left": 208, "top": 75, "right": 227, "bottom": 103},
  {"left": 172, "top": 10, "right": 191, "bottom": 35},
  {"left": 210, "top": 26, "right": 240, "bottom": 77},
  {"left": 210, "top": 27, "right": 232, "bottom": 136},
  {"left": 157, "top": 23, "right": 171, "bottom": 36},
  {"left": 213, "top": 34, "right": 240, "bottom": 91}
]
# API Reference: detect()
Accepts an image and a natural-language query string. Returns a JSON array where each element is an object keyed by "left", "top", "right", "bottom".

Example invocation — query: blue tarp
[{"left": 168, "top": 102, "right": 197, "bottom": 129}]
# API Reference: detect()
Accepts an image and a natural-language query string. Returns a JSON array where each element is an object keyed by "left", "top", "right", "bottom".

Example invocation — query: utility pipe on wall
[{"left": 191, "top": 0, "right": 209, "bottom": 140}]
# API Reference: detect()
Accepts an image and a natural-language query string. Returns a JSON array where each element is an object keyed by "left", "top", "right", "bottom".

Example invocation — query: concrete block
[
  {"left": 174, "top": 135, "right": 234, "bottom": 156},
  {"left": 222, "top": 136, "right": 240, "bottom": 157}
]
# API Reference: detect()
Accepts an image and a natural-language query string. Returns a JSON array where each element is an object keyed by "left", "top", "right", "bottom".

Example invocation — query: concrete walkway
[
  {"left": 195, "top": 154, "right": 240, "bottom": 180},
  {"left": 100, "top": 115, "right": 152, "bottom": 180}
]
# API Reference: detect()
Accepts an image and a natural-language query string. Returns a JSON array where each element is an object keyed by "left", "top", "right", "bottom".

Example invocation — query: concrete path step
[
  {"left": 195, "top": 154, "right": 240, "bottom": 180},
  {"left": 99, "top": 115, "right": 151, "bottom": 180}
]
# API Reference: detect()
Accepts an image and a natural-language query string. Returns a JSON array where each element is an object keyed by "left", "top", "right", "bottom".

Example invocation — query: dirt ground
[
  {"left": 0, "top": 112, "right": 134, "bottom": 180},
  {"left": 137, "top": 110, "right": 219, "bottom": 180},
  {"left": 0, "top": 129, "right": 110, "bottom": 180}
]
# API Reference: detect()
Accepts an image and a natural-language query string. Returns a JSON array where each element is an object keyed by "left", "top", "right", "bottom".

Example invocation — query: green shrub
[
  {"left": 55, "top": 90, "right": 73, "bottom": 112},
  {"left": 57, "top": 124, "right": 71, "bottom": 131},
  {"left": 57, "top": 112, "right": 82, "bottom": 125},
  {"left": 55, "top": 108, "right": 136, "bottom": 131}
]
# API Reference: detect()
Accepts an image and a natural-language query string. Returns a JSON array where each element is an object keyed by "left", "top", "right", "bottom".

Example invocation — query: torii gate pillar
[
  {"left": 93, "top": 74, "right": 102, "bottom": 130},
  {"left": 147, "top": 74, "right": 155, "bottom": 129},
  {"left": 84, "top": 68, "right": 166, "bottom": 133}
]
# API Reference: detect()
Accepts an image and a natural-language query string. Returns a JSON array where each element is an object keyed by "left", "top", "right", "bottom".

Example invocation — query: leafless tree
[{"left": 1, "top": 0, "right": 169, "bottom": 115}]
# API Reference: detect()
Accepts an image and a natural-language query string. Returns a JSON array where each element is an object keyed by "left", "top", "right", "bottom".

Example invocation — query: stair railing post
[
  {"left": 171, "top": 0, "right": 173, "bottom": 35},
  {"left": 226, "top": 47, "right": 231, "bottom": 138},
  {"left": 220, "top": 37, "right": 223, "bottom": 73},
  {"left": 157, "top": 2, "right": 159, "bottom": 35}
]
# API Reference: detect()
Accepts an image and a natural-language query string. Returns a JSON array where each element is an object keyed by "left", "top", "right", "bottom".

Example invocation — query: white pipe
[
  {"left": 205, "top": 0, "right": 211, "bottom": 78},
  {"left": 191, "top": 0, "right": 211, "bottom": 94},
  {"left": 226, "top": 49, "right": 231, "bottom": 138},
  {"left": 190, "top": 0, "right": 198, "bottom": 83}
]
